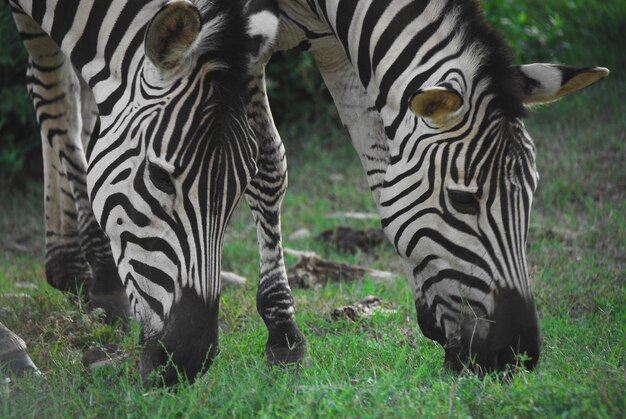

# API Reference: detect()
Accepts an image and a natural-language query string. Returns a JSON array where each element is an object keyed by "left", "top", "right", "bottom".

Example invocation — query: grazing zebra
[
  {"left": 9, "top": 0, "right": 305, "bottom": 385},
  {"left": 274, "top": 0, "right": 608, "bottom": 371}
]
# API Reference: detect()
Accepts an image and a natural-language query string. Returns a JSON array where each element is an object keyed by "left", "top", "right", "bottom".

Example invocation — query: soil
[
  {"left": 331, "top": 295, "right": 397, "bottom": 322},
  {"left": 317, "top": 227, "right": 386, "bottom": 253}
]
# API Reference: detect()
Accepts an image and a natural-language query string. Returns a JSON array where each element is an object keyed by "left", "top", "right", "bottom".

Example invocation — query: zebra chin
[
  {"left": 417, "top": 288, "right": 541, "bottom": 375},
  {"left": 137, "top": 287, "right": 219, "bottom": 387}
]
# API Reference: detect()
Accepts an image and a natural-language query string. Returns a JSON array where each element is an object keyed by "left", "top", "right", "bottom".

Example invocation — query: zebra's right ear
[
  {"left": 145, "top": 1, "right": 202, "bottom": 72},
  {"left": 516, "top": 64, "right": 609, "bottom": 105},
  {"left": 410, "top": 86, "right": 463, "bottom": 124}
]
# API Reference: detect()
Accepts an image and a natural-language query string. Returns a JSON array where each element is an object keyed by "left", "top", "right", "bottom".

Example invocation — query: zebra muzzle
[
  {"left": 137, "top": 288, "right": 219, "bottom": 387},
  {"left": 444, "top": 289, "right": 541, "bottom": 374}
]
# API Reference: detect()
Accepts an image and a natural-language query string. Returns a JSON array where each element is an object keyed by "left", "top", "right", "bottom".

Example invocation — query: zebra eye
[
  {"left": 148, "top": 162, "right": 175, "bottom": 195},
  {"left": 448, "top": 189, "right": 480, "bottom": 215}
]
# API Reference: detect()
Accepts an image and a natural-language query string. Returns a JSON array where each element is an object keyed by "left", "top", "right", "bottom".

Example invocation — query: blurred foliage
[
  {"left": 482, "top": 0, "right": 626, "bottom": 67},
  {"left": 266, "top": 50, "right": 333, "bottom": 127},
  {"left": 0, "top": 2, "right": 39, "bottom": 183},
  {"left": 1, "top": 0, "right": 625, "bottom": 180},
  {"left": 482, "top": 0, "right": 569, "bottom": 62}
]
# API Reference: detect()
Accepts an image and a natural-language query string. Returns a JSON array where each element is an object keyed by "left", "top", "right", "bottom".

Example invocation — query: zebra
[
  {"left": 273, "top": 0, "right": 608, "bottom": 372},
  {"left": 9, "top": 0, "right": 305, "bottom": 385}
]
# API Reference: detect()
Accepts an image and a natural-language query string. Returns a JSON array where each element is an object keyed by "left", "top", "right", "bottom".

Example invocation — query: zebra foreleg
[
  {"left": 28, "top": 44, "right": 91, "bottom": 295},
  {"left": 245, "top": 70, "right": 306, "bottom": 365},
  {"left": 16, "top": 12, "right": 130, "bottom": 322}
]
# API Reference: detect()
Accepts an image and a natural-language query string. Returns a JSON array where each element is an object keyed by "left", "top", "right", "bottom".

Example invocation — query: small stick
[
  {"left": 221, "top": 271, "right": 247, "bottom": 286},
  {"left": 284, "top": 248, "right": 398, "bottom": 285}
]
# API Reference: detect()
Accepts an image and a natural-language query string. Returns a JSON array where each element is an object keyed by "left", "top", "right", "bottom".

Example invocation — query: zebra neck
[
  {"left": 312, "top": 1, "right": 485, "bottom": 138},
  {"left": 12, "top": 0, "right": 160, "bottom": 114}
]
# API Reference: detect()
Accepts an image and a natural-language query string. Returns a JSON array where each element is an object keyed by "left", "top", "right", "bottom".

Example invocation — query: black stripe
[
  {"left": 335, "top": 0, "right": 358, "bottom": 61},
  {"left": 126, "top": 273, "right": 164, "bottom": 319},
  {"left": 72, "top": 1, "right": 113, "bottom": 72},
  {"left": 50, "top": 0, "right": 79, "bottom": 46},
  {"left": 371, "top": 1, "right": 429, "bottom": 75},
  {"left": 100, "top": 192, "right": 151, "bottom": 230},
  {"left": 30, "top": 1, "right": 46, "bottom": 25},
  {"left": 356, "top": 0, "right": 390, "bottom": 88},
  {"left": 95, "top": 26, "right": 145, "bottom": 116},
  {"left": 422, "top": 269, "right": 491, "bottom": 295},
  {"left": 129, "top": 260, "right": 175, "bottom": 293}
]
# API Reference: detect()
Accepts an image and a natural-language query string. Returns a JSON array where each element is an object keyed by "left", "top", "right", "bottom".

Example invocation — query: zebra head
[
  {"left": 375, "top": 13, "right": 609, "bottom": 373},
  {"left": 87, "top": 0, "right": 278, "bottom": 385}
]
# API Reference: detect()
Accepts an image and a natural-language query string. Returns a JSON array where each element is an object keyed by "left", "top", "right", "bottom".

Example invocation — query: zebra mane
[
  {"left": 456, "top": 0, "right": 527, "bottom": 119},
  {"left": 187, "top": 0, "right": 251, "bottom": 71},
  {"left": 189, "top": 0, "right": 277, "bottom": 69}
]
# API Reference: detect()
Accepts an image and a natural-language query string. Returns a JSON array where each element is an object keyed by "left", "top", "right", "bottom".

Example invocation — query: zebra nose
[
  {"left": 446, "top": 289, "right": 541, "bottom": 373},
  {"left": 488, "top": 289, "right": 541, "bottom": 372},
  {"left": 137, "top": 288, "right": 219, "bottom": 387}
]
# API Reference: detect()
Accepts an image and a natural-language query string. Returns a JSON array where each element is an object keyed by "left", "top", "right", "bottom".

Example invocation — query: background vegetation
[{"left": 0, "top": 0, "right": 624, "bottom": 417}]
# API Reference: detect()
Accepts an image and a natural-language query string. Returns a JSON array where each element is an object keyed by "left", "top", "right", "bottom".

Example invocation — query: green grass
[{"left": 1, "top": 75, "right": 624, "bottom": 417}]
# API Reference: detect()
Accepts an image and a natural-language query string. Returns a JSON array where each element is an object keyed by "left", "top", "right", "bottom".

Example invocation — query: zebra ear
[
  {"left": 410, "top": 87, "right": 463, "bottom": 123},
  {"left": 517, "top": 64, "right": 609, "bottom": 105},
  {"left": 145, "top": 1, "right": 202, "bottom": 71}
]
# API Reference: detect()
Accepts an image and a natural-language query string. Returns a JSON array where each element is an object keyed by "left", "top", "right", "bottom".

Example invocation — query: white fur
[
  {"left": 519, "top": 63, "right": 563, "bottom": 95},
  {"left": 247, "top": 10, "right": 280, "bottom": 63}
]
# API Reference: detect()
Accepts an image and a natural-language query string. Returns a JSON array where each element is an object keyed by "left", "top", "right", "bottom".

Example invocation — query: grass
[{"left": 1, "top": 11, "right": 625, "bottom": 417}]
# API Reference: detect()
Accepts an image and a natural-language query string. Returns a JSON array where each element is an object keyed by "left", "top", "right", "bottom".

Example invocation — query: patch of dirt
[
  {"left": 317, "top": 227, "right": 386, "bottom": 253},
  {"left": 331, "top": 295, "right": 397, "bottom": 322}
]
